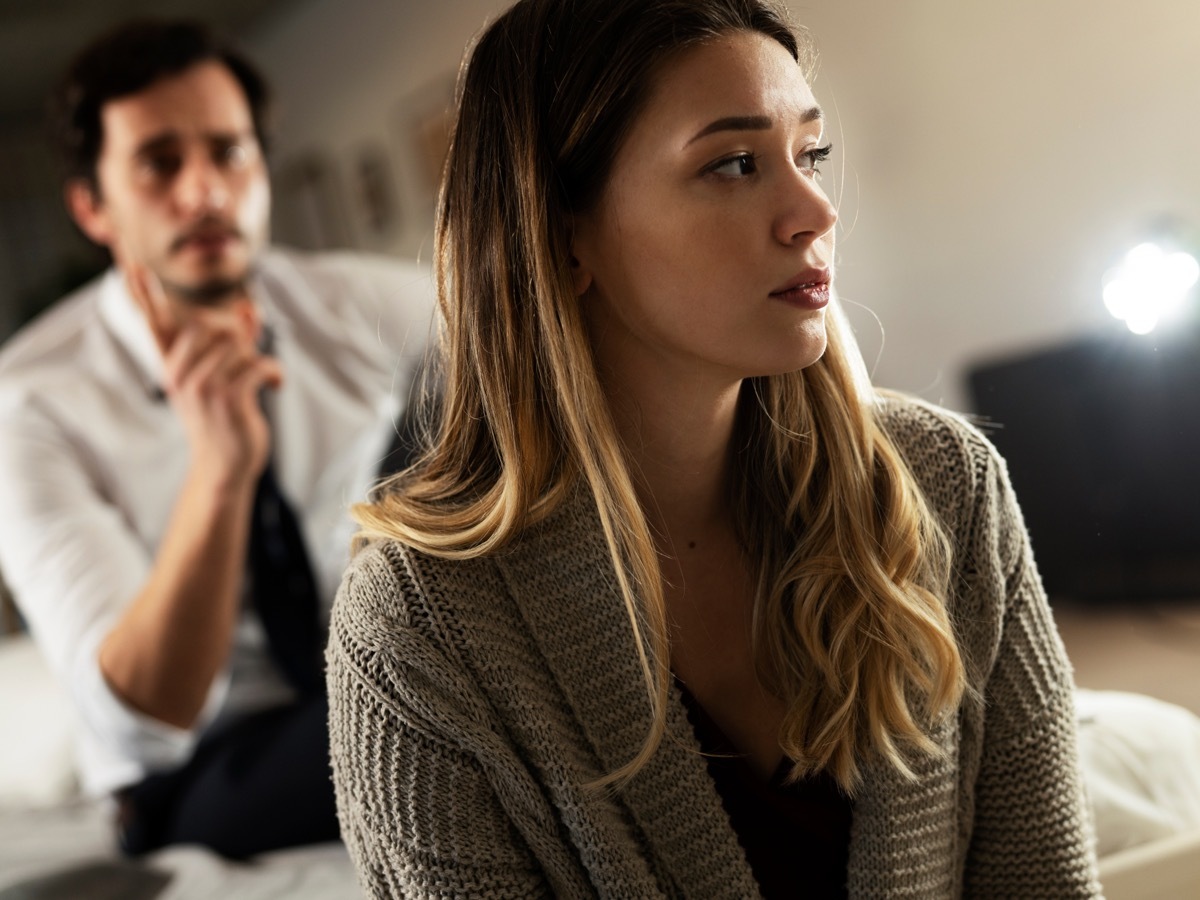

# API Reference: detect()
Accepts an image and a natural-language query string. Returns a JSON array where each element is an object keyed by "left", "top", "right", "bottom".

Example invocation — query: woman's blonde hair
[{"left": 355, "top": 0, "right": 964, "bottom": 792}]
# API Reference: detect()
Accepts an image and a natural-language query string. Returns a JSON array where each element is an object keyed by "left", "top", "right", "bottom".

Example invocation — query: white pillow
[
  {"left": 0, "top": 634, "right": 80, "bottom": 808},
  {"left": 1076, "top": 689, "right": 1200, "bottom": 857}
]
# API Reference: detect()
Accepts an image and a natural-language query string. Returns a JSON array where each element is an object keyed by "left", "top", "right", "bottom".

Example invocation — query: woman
[{"left": 327, "top": 0, "right": 1101, "bottom": 896}]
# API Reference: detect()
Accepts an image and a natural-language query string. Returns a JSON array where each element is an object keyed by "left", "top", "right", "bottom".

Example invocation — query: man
[{"left": 0, "top": 20, "right": 433, "bottom": 858}]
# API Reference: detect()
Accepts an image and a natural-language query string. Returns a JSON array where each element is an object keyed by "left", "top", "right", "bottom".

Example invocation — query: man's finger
[
  {"left": 164, "top": 325, "right": 240, "bottom": 395},
  {"left": 257, "top": 355, "right": 284, "bottom": 391},
  {"left": 131, "top": 265, "right": 178, "bottom": 354}
]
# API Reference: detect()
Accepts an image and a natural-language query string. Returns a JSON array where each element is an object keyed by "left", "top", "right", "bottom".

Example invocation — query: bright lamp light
[{"left": 1102, "top": 242, "right": 1199, "bottom": 335}]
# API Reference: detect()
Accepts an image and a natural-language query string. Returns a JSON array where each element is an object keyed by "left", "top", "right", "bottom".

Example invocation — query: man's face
[{"left": 79, "top": 60, "right": 270, "bottom": 305}]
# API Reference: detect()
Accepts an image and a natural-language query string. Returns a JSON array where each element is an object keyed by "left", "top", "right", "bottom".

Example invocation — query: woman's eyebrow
[{"left": 686, "top": 106, "right": 823, "bottom": 145}]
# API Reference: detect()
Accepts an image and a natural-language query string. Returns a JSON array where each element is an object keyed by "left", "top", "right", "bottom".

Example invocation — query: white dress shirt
[{"left": 0, "top": 248, "right": 434, "bottom": 796}]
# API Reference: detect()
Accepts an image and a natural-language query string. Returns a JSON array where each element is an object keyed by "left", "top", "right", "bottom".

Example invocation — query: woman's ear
[
  {"left": 569, "top": 252, "right": 593, "bottom": 296},
  {"left": 569, "top": 215, "right": 596, "bottom": 296}
]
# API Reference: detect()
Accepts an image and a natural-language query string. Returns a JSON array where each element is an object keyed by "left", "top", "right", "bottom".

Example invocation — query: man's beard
[
  {"left": 162, "top": 217, "right": 258, "bottom": 306},
  {"left": 161, "top": 272, "right": 251, "bottom": 307}
]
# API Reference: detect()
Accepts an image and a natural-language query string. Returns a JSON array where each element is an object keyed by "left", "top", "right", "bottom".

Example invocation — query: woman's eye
[
  {"left": 799, "top": 144, "right": 833, "bottom": 175},
  {"left": 708, "top": 153, "right": 758, "bottom": 178}
]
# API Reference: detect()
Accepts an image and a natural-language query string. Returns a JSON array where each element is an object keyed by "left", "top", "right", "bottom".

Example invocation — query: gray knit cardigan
[{"left": 326, "top": 397, "right": 1103, "bottom": 898}]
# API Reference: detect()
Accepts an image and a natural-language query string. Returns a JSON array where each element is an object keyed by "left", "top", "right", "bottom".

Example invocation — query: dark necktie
[{"left": 248, "top": 462, "right": 324, "bottom": 695}]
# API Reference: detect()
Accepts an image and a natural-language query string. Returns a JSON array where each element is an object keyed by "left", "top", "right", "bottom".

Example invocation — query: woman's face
[{"left": 573, "top": 30, "right": 837, "bottom": 391}]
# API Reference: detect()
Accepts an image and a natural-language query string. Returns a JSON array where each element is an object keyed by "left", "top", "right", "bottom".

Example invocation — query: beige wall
[{"left": 250, "top": 0, "right": 1200, "bottom": 411}]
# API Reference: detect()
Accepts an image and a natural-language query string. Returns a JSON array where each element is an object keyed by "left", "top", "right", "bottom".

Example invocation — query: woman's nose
[{"left": 773, "top": 171, "right": 837, "bottom": 247}]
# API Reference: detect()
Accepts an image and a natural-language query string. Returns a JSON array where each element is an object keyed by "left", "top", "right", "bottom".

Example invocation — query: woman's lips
[{"left": 770, "top": 271, "right": 831, "bottom": 310}]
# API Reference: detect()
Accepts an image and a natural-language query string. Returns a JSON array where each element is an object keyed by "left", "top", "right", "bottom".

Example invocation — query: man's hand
[
  {"left": 98, "top": 250, "right": 286, "bottom": 729},
  {"left": 120, "top": 255, "right": 283, "bottom": 492}
]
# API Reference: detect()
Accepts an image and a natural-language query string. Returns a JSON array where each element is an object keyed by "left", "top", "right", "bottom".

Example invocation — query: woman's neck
[{"left": 604, "top": 364, "right": 743, "bottom": 552}]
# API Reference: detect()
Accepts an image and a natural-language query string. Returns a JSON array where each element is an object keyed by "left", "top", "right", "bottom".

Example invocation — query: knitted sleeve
[
  {"left": 961, "top": 444, "right": 1103, "bottom": 898},
  {"left": 325, "top": 542, "right": 559, "bottom": 899}
]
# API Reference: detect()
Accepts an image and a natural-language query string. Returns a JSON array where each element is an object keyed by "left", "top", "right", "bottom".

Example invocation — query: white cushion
[
  {"left": 0, "top": 634, "right": 80, "bottom": 808},
  {"left": 1076, "top": 689, "right": 1200, "bottom": 856}
]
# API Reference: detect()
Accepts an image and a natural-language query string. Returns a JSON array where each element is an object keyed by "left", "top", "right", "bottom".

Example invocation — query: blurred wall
[
  {"left": 796, "top": 0, "right": 1200, "bottom": 409},
  {"left": 4, "top": 0, "right": 1197, "bottom": 413},
  {"left": 249, "top": 0, "right": 1200, "bottom": 411},
  {"left": 0, "top": 127, "right": 104, "bottom": 337},
  {"left": 246, "top": 0, "right": 507, "bottom": 259}
]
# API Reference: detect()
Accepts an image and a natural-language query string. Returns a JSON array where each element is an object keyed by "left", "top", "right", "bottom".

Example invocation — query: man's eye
[
  {"left": 139, "top": 155, "right": 181, "bottom": 178},
  {"left": 216, "top": 143, "right": 250, "bottom": 168},
  {"left": 708, "top": 153, "right": 758, "bottom": 178}
]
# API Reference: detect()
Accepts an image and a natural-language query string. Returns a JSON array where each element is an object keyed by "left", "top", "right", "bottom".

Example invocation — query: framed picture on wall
[
  {"left": 272, "top": 153, "right": 353, "bottom": 251},
  {"left": 396, "top": 76, "right": 456, "bottom": 209},
  {"left": 349, "top": 143, "right": 401, "bottom": 246}
]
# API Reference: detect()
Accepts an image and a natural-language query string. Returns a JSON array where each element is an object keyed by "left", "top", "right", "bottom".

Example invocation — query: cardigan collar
[
  {"left": 496, "top": 483, "right": 763, "bottom": 897},
  {"left": 496, "top": 483, "right": 962, "bottom": 897}
]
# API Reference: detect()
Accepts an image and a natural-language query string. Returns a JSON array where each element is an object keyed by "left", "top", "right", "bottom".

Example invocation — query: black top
[{"left": 678, "top": 682, "right": 853, "bottom": 899}]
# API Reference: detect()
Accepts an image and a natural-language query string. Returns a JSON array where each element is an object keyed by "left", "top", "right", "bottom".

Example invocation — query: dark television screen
[{"left": 966, "top": 329, "right": 1200, "bottom": 602}]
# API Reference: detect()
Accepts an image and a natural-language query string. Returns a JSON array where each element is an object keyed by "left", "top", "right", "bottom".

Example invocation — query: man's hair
[{"left": 47, "top": 18, "right": 272, "bottom": 189}]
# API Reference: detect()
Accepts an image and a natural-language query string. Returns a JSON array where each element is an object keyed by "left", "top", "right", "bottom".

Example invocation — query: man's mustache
[{"left": 169, "top": 219, "right": 243, "bottom": 253}]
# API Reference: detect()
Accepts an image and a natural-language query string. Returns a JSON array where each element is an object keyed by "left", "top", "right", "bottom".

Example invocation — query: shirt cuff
[{"left": 73, "top": 630, "right": 231, "bottom": 779}]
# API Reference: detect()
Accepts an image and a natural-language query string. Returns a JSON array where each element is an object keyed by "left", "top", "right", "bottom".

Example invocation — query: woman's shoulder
[
  {"left": 336, "top": 489, "right": 606, "bottom": 646},
  {"left": 872, "top": 391, "right": 1006, "bottom": 531},
  {"left": 873, "top": 391, "right": 996, "bottom": 474},
  {"left": 335, "top": 538, "right": 508, "bottom": 644}
]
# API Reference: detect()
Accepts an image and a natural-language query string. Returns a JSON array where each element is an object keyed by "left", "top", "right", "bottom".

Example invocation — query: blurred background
[
  {"left": 4, "top": 0, "right": 1198, "bottom": 404},
  {"left": 1, "top": 0, "right": 1198, "bottom": 609}
]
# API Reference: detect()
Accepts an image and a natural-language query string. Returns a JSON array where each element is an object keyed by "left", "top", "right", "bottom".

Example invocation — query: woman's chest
[{"left": 665, "top": 545, "right": 786, "bottom": 781}]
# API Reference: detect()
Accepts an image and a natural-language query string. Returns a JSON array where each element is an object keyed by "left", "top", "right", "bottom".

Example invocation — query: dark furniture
[{"left": 966, "top": 327, "right": 1200, "bottom": 603}]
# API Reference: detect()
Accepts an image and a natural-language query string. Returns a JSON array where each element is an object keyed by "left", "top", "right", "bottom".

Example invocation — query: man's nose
[{"left": 175, "top": 156, "right": 229, "bottom": 215}]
